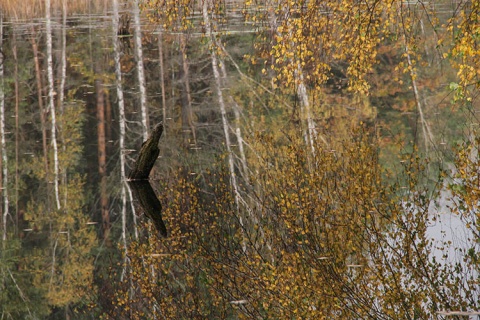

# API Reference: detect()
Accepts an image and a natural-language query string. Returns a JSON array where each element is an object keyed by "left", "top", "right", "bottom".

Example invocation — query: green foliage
[
  {"left": 16, "top": 97, "right": 97, "bottom": 314},
  {"left": 0, "top": 238, "right": 51, "bottom": 319},
  {"left": 26, "top": 174, "right": 96, "bottom": 309}
]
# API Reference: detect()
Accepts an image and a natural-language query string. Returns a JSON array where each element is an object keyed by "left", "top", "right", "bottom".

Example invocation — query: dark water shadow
[{"left": 127, "top": 180, "right": 167, "bottom": 237}]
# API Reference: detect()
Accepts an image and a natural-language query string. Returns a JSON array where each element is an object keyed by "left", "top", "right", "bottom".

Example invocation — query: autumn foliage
[
  {"left": 0, "top": 0, "right": 479, "bottom": 318},
  {"left": 98, "top": 0, "right": 480, "bottom": 318},
  {"left": 105, "top": 127, "right": 478, "bottom": 319}
]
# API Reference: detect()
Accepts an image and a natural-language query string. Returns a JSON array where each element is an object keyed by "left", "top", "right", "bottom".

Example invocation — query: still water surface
[{"left": 0, "top": 2, "right": 478, "bottom": 319}]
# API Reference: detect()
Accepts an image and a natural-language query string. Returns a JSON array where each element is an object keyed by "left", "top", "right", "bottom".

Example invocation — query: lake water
[{"left": 1, "top": 1, "right": 479, "bottom": 319}]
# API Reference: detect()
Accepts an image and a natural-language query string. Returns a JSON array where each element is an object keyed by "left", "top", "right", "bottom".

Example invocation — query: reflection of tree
[
  {"left": 113, "top": 131, "right": 480, "bottom": 319},
  {"left": 0, "top": 13, "right": 9, "bottom": 242},
  {"left": 128, "top": 180, "right": 167, "bottom": 237},
  {"left": 127, "top": 121, "right": 166, "bottom": 237},
  {"left": 45, "top": 0, "right": 61, "bottom": 210}
]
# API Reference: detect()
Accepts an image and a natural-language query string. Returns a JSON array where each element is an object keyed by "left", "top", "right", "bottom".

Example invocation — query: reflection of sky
[
  {"left": 426, "top": 190, "right": 479, "bottom": 319},
  {"left": 427, "top": 191, "right": 474, "bottom": 264}
]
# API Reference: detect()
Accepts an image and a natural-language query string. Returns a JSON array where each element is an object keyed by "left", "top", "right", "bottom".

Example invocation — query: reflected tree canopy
[{"left": 0, "top": 0, "right": 479, "bottom": 319}]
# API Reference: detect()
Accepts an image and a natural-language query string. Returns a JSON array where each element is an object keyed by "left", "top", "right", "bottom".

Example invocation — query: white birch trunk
[
  {"left": 232, "top": 101, "right": 249, "bottom": 182},
  {"left": 13, "top": 26, "right": 19, "bottom": 232},
  {"left": 127, "top": 183, "right": 139, "bottom": 240},
  {"left": 157, "top": 27, "right": 167, "bottom": 135},
  {"left": 46, "top": 0, "right": 61, "bottom": 210},
  {"left": 58, "top": 0, "right": 67, "bottom": 113},
  {"left": 405, "top": 43, "right": 434, "bottom": 152},
  {"left": 203, "top": 0, "right": 249, "bottom": 253},
  {"left": 113, "top": 0, "right": 129, "bottom": 256},
  {"left": 219, "top": 60, "right": 249, "bottom": 183},
  {"left": 0, "top": 14, "right": 9, "bottom": 241},
  {"left": 396, "top": 4, "right": 433, "bottom": 152},
  {"left": 295, "top": 65, "right": 316, "bottom": 155},
  {"left": 180, "top": 34, "right": 197, "bottom": 147},
  {"left": 202, "top": 0, "right": 239, "bottom": 208},
  {"left": 133, "top": 0, "right": 148, "bottom": 140},
  {"left": 269, "top": 7, "right": 317, "bottom": 154},
  {"left": 113, "top": 0, "right": 126, "bottom": 188},
  {"left": 59, "top": 0, "right": 68, "bottom": 209}
]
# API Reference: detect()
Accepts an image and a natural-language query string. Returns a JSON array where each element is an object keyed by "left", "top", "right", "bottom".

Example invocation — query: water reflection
[
  {"left": 1, "top": 1, "right": 479, "bottom": 319},
  {"left": 128, "top": 180, "right": 167, "bottom": 237},
  {"left": 127, "top": 122, "right": 166, "bottom": 236},
  {"left": 0, "top": 8, "right": 171, "bottom": 318}
]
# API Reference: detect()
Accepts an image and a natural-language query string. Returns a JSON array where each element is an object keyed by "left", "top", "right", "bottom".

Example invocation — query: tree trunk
[
  {"left": 0, "top": 13, "right": 8, "bottom": 241},
  {"left": 295, "top": 65, "right": 316, "bottom": 155},
  {"left": 13, "top": 26, "right": 19, "bottom": 233},
  {"left": 268, "top": 9, "right": 317, "bottom": 155},
  {"left": 157, "top": 27, "right": 167, "bottom": 136},
  {"left": 58, "top": 0, "right": 68, "bottom": 208},
  {"left": 30, "top": 30, "right": 50, "bottom": 190},
  {"left": 202, "top": 0, "right": 241, "bottom": 215},
  {"left": 180, "top": 34, "right": 196, "bottom": 148},
  {"left": 128, "top": 123, "right": 163, "bottom": 181},
  {"left": 404, "top": 42, "right": 434, "bottom": 152},
  {"left": 96, "top": 79, "right": 110, "bottom": 242},
  {"left": 219, "top": 61, "right": 249, "bottom": 183},
  {"left": 46, "top": 0, "right": 61, "bottom": 210},
  {"left": 133, "top": 0, "right": 149, "bottom": 140},
  {"left": 57, "top": 0, "right": 67, "bottom": 114},
  {"left": 105, "top": 90, "right": 112, "bottom": 155},
  {"left": 113, "top": 0, "right": 131, "bottom": 260}
]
